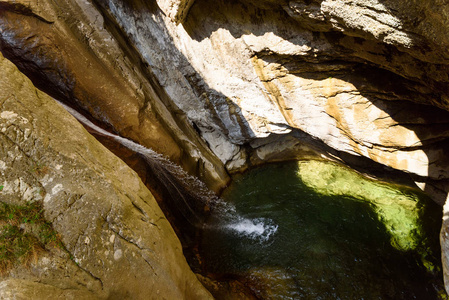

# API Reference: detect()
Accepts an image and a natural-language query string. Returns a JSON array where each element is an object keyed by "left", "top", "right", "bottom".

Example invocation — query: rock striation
[
  {"left": 91, "top": 0, "right": 449, "bottom": 202},
  {"left": 0, "top": 0, "right": 229, "bottom": 192},
  {"left": 2, "top": 0, "right": 449, "bottom": 295},
  {"left": 156, "top": 0, "right": 196, "bottom": 24},
  {"left": 0, "top": 51, "right": 212, "bottom": 299}
]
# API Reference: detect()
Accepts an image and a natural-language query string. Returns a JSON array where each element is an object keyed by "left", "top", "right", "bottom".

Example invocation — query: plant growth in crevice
[{"left": 0, "top": 201, "right": 62, "bottom": 275}]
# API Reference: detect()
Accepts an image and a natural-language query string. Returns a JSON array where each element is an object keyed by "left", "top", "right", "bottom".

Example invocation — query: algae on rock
[{"left": 296, "top": 160, "right": 440, "bottom": 270}]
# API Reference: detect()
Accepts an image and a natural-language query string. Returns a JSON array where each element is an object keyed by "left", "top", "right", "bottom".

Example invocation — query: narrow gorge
[{"left": 1, "top": 0, "right": 449, "bottom": 298}]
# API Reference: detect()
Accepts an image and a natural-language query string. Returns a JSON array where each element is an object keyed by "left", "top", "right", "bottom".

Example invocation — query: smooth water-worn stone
[
  {"left": 2, "top": 0, "right": 449, "bottom": 294},
  {"left": 0, "top": 0, "right": 229, "bottom": 192},
  {"left": 0, "top": 52, "right": 212, "bottom": 299}
]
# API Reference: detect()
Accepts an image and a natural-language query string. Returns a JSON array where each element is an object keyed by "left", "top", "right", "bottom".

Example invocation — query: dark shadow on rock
[
  {"left": 183, "top": 0, "right": 448, "bottom": 108},
  {"left": 280, "top": 59, "right": 449, "bottom": 205},
  {"left": 95, "top": 0, "right": 258, "bottom": 144},
  {"left": 2, "top": 0, "right": 448, "bottom": 295}
]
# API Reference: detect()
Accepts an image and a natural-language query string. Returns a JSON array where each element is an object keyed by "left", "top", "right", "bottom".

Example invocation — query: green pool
[{"left": 200, "top": 160, "right": 446, "bottom": 299}]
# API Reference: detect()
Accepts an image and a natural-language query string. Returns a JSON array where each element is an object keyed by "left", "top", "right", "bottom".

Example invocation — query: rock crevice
[{"left": 2, "top": 0, "right": 449, "bottom": 296}]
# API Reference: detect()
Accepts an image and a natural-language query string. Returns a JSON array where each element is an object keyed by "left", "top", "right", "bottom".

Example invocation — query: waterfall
[
  {"left": 204, "top": 198, "right": 278, "bottom": 243},
  {"left": 56, "top": 101, "right": 217, "bottom": 225},
  {"left": 57, "top": 101, "right": 277, "bottom": 241}
]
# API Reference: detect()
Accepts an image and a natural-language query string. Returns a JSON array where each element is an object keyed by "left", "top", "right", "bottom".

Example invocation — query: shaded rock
[
  {"left": 0, "top": 0, "right": 229, "bottom": 192},
  {"left": 0, "top": 52, "right": 212, "bottom": 299},
  {"left": 284, "top": 0, "right": 449, "bottom": 62},
  {"left": 196, "top": 274, "right": 257, "bottom": 300}
]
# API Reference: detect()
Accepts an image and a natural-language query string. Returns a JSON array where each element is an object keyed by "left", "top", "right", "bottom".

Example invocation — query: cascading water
[
  {"left": 55, "top": 100, "right": 445, "bottom": 299},
  {"left": 204, "top": 199, "right": 278, "bottom": 243},
  {"left": 57, "top": 101, "right": 211, "bottom": 224},
  {"left": 57, "top": 100, "right": 278, "bottom": 242}
]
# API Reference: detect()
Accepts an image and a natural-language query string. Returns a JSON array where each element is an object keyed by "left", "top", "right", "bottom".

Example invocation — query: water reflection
[{"left": 201, "top": 161, "right": 446, "bottom": 299}]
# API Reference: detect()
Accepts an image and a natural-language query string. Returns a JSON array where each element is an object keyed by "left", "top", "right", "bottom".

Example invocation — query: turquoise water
[{"left": 200, "top": 161, "right": 446, "bottom": 299}]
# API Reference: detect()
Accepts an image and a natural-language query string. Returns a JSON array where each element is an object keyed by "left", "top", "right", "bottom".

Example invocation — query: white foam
[
  {"left": 58, "top": 100, "right": 277, "bottom": 238},
  {"left": 225, "top": 217, "right": 278, "bottom": 242},
  {"left": 227, "top": 219, "right": 266, "bottom": 235}
]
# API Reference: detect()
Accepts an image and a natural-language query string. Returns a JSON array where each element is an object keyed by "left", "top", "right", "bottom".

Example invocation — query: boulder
[
  {"left": 2, "top": 0, "right": 449, "bottom": 295},
  {"left": 0, "top": 51, "right": 212, "bottom": 299},
  {"left": 0, "top": 0, "right": 229, "bottom": 192}
]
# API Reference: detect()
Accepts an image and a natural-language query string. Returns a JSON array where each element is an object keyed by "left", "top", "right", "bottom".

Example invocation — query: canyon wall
[
  {"left": 93, "top": 0, "right": 449, "bottom": 202},
  {"left": 1, "top": 0, "right": 449, "bottom": 295},
  {"left": 0, "top": 51, "right": 212, "bottom": 299},
  {"left": 1, "top": 0, "right": 448, "bottom": 197},
  {"left": 0, "top": 0, "right": 229, "bottom": 192}
]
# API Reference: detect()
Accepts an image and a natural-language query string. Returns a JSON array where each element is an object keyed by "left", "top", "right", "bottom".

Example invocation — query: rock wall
[
  {"left": 0, "top": 51, "right": 212, "bottom": 299},
  {"left": 91, "top": 0, "right": 449, "bottom": 203},
  {"left": 2, "top": 0, "right": 449, "bottom": 295},
  {"left": 1, "top": 0, "right": 448, "bottom": 197},
  {"left": 93, "top": 0, "right": 449, "bottom": 292},
  {"left": 0, "top": 0, "right": 229, "bottom": 192}
]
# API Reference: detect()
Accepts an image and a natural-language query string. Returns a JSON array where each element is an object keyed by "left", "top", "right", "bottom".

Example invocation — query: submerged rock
[
  {"left": 0, "top": 52, "right": 212, "bottom": 299},
  {"left": 202, "top": 161, "right": 445, "bottom": 299},
  {"left": 296, "top": 160, "right": 433, "bottom": 253},
  {"left": 1, "top": 0, "right": 449, "bottom": 295}
]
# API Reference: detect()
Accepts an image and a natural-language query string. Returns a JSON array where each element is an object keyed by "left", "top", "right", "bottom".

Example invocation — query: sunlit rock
[
  {"left": 297, "top": 160, "right": 429, "bottom": 252},
  {"left": 1, "top": 0, "right": 449, "bottom": 295},
  {"left": 0, "top": 52, "right": 212, "bottom": 299},
  {"left": 156, "top": 0, "right": 196, "bottom": 24}
]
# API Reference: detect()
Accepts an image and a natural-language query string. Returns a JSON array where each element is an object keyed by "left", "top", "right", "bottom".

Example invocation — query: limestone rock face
[
  {"left": 2, "top": 0, "right": 447, "bottom": 195},
  {"left": 156, "top": 0, "right": 196, "bottom": 23},
  {"left": 89, "top": 0, "right": 449, "bottom": 199},
  {"left": 0, "top": 0, "right": 229, "bottom": 192},
  {"left": 254, "top": 57, "right": 449, "bottom": 195},
  {"left": 0, "top": 52, "right": 212, "bottom": 299},
  {"left": 2, "top": 0, "right": 449, "bottom": 295}
]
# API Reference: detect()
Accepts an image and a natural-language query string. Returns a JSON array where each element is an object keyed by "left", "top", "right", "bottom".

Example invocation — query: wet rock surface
[
  {"left": 0, "top": 0, "right": 229, "bottom": 192},
  {"left": 1, "top": 0, "right": 449, "bottom": 296}
]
